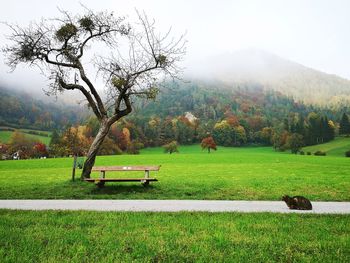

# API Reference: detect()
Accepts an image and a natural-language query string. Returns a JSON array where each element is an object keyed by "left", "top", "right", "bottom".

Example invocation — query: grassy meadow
[
  {"left": 0, "top": 144, "right": 349, "bottom": 200},
  {"left": 1, "top": 141, "right": 349, "bottom": 262},
  {"left": 0, "top": 210, "right": 349, "bottom": 262}
]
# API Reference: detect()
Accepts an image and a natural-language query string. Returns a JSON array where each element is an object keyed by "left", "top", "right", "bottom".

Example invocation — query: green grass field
[
  {"left": 1, "top": 144, "right": 349, "bottom": 262},
  {"left": 0, "top": 145, "right": 349, "bottom": 200},
  {"left": 0, "top": 210, "right": 349, "bottom": 263},
  {"left": 302, "top": 137, "right": 350, "bottom": 157},
  {"left": 0, "top": 129, "right": 51, "bottom": 145}
]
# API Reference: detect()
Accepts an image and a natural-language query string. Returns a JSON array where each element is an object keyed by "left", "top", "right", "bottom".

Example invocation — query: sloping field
[
  {"left": 0, "top": 129, "right": 51, "bottom": 145},
  {"left": 302, "top": 137, "right": 350, "bottom": 157}
]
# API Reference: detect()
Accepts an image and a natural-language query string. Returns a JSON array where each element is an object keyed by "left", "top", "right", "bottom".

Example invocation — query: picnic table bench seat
[{"left": 84, "top": 165, "right": 160, "bottom": 187}]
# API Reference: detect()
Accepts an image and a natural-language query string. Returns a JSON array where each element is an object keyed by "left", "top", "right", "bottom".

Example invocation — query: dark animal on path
[{"left": 282, "top": 195, "right": 312, "bottom": 210}]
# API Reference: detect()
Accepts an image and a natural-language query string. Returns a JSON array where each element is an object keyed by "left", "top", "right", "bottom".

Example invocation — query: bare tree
[{"left": 2, "top": 8, "right": 186, "bottom": 178}]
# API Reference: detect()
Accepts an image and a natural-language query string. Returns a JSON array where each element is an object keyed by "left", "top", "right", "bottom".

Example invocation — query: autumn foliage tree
[
  {"left": 8, "top": 131, "right": 37, "bottom": 159},
  {"left": 201, "top": 136, "right": 217, "bottom": 153},
  {"left": 32, "top": 142, "right": 48, "bottom": 158},
  {"left": 59, "top": 126, "right": 91, "bottom": 157},
  {"left": 3, "top": 8, "right": 185, "bottom": 178}
]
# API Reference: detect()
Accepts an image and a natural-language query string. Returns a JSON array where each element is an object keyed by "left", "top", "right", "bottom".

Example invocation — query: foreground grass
[
  {"left": 302, "top": 137, "right": 350, "bottom": 157},
  {"left": 0, "top": 210, "right": 348, "bottom": 262},
  {"left": 0, "top": 145, "right": 349, "bottom": 200}
]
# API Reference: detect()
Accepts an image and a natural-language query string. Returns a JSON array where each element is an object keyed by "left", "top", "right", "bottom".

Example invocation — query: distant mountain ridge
[{"left": 187, "top": 49, "right": 350, "bottom": 105}]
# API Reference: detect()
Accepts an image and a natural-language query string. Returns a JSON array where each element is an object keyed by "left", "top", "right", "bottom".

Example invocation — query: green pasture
[
  {"left": 0, "top": 145, "right": 349, "bottom": 200},
  {"left": 302, "top": 137, "right": 350, "bottom": 157},
  {"left": 0, "top": 129, "right": 51, "bottom": 145},
  {"left": 0, "top": 210, "right": 348, "bottom": 262}
]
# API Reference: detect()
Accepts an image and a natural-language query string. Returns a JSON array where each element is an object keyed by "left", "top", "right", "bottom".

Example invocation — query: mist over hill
[
  {"left": 187, "top": 49, "right": 350, "bottom": 106},
  {"left": 2, "top": 48, "right": 350, "bottom": 132},
  {"left": 0, "top": 86, "right": 88, "bottom": 130}
]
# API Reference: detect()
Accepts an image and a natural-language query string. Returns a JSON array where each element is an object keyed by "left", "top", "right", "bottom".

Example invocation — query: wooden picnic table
[{"left": 84, "top": 165, "right": 160, "bottom": 187}]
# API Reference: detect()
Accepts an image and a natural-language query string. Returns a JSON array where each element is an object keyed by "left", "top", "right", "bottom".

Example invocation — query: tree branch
[
  {"left": 57, "top": 78, "right": 102, "bottom": 120},
  {"left": 76, "top": 60, "right": 107, "bottom": 117},
  {"left": 108, "top": 95, "right": 132, "bottom": 126},
  {"left": 44, "top": 54, "right": 77, "bottom": 68}
]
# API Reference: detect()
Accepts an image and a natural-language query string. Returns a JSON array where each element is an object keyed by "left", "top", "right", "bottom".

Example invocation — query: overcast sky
[{"left": 1, "top": 0, "right": 350, "bottom": 91}]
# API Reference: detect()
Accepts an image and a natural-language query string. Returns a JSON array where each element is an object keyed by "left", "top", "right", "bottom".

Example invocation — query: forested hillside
[
  {"left": 134, "top": 80, "right": 346, "bottom": 122},
  {"left": 2, "top": 78, "right": 349, "bottom": 159},
  {"left": 124, "top": 81, "right": 347, "bottom": 149},
  {"left": 0, "top": 86, "right": 88, "bottom": 130}
]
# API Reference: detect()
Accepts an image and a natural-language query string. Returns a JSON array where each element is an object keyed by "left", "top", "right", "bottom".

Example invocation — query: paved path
[{"left": 0, "top": 200, "right": 350, "bottom": 214}]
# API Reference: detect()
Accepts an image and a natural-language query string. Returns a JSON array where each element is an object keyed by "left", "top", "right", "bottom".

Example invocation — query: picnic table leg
[
  {"left": 144, "top": 170, "right": 150, "bottom": 179},
  {"left": 97, "top": 171, "right": 105, "bottom": 188},
  {"left": 142, "top": 170, "right": 150, "bottom": 186}
]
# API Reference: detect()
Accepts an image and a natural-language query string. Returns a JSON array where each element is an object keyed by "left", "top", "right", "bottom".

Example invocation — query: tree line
[{"left": 1, "top": 83, "right": 350, "bottom": 160}]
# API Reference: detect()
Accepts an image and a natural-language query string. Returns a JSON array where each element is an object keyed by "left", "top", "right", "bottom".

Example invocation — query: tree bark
[{"left": 81, "top": 119, "right": 110, "bottom": 179}]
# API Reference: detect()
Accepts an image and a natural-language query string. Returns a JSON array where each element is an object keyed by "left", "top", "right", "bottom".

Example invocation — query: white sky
[{"left": 1, "top": 0, "right": 350, "bottom": 91}]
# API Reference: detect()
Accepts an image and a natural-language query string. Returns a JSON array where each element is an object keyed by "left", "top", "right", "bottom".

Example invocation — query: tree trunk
[{"left": 81, "top": 120, "right": 110, "bottom": 179}]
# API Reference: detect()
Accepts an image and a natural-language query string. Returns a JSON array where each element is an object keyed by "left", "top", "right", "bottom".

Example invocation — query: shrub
[
  {"left": 126, "top": 141, "right": 144, "bottom": 155},
  {"left": 299, "top": 151, "right": 305, "bottom": 155},
  {"left": 307, "top": 152, "right": 311, "bottom": 155},
  {"left": 314, "top": 150, "right": 326, "bottom": 156},
  {"left": 345, "top": 150, "right": 350, "bottom": 157},
  {"left": 25, "top": 130, "right": 49, "bottom": 137},
  {"left": 163, "top": 141, "right": 179, "bottom": 154},
  {"left": 0, "top": 127, "right": 15, "bottom": 132},
  {"left": 98, "top": 137, "right": 122, "bottom": 155}
]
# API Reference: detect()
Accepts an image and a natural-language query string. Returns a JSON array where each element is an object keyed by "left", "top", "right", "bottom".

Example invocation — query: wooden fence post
[{"left": 72, "top": 155, "right": 77, "bottom": 181}]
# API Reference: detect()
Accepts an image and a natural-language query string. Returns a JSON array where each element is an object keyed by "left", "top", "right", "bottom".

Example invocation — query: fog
[{"left": 1, "top": 0, "right": 350, "bottom": 94}]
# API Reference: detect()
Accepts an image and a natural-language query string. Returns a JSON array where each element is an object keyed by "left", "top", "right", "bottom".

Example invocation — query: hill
[
  {"left": 133, "top": 80, "right": 343, "bottom": 125},
  {"left": 0, "top": 86, "right": 88, "bottom": 130},
  {"left": 302, "top": 137, "right": 350, "bottom": 157},
  {"left": 187, "top": 49, "right": 350, "bottom": 106},
  {"left": 2, "top": 49, "right": 350, "bottom": 133}
]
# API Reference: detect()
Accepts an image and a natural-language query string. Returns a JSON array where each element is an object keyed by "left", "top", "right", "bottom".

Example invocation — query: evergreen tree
[
  {"left": 287, "top": 133, "right": 304, "bottom": 154},
  {"left": 339, "top": 113, "right": 350, "bottom": 135},
  {"left": 283, "top": 119, "right": 289, "bottom": 132},
  {"left": 320, "top": 117, "right": 328, "bottom": 143},
  {"left": 295, "top": 116, "right": 305, "bottom": 135},
  {"left": 307, "top": 113, "right": 319, "bottom": 144},
  {"left": 49, "top": 130, "right": 61, "bottom": 147}
]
